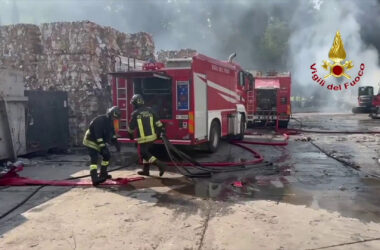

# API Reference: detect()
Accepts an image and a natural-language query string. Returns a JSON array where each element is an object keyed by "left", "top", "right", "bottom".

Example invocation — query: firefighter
[
  {"left": 83, "top": 106, "right": 121, "bottom": 186},
  {"left": 127, "top": 94, "right": 167, "bottom": 177}
]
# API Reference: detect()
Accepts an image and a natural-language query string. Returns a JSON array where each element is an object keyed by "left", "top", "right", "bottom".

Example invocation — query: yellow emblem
[{"left": 322, "top": 31, "right": 354, "bottom": 79}]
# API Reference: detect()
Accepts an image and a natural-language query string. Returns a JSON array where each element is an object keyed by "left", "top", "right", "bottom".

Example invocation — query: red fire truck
[
  {"left": 110, "top": 53, "right": 252, "bottom": 152},
  {"left": 370, "top": 88, "right": 380, "bottom": 119},
  {"left": 246, "top": 72, "right": 291, "bottom": 128}
]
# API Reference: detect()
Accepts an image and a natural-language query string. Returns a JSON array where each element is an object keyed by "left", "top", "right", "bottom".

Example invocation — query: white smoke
[{"left": 289, "top": 0, "right": 380, "bottom": 110}]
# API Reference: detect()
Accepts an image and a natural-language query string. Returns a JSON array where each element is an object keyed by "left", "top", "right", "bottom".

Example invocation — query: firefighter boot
[
  {"left": 138, "top": 164, "right": 150, "bottom": 176},
  {"left": 99, "top": 165, "right": 112, "bottom": 182},
  {"left": 155, "top": 160, "right": 167, "bottom": 177},
  {"left": 90, "top": 169, "right": 101, "bottom": 186}
]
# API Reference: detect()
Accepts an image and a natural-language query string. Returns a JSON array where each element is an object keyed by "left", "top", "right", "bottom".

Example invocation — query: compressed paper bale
[{"left": 157, "top": 49, "right": 197, "bottom": 62}]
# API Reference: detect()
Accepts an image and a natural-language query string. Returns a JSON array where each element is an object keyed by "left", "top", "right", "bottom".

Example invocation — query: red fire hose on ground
[
  {"left": 0, "top": 165, "right": 143, "bottom": 187},
  {"left": 0, "top": 155, "right": 143, "bottom": 187},
  {"left": 0, "top": 157, "right": 143, "bottom": 220}
]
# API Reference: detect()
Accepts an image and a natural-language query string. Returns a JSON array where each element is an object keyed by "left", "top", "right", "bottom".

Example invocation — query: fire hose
[
  {"left": 0, "top": 155, "right": 142, "bottom": 220},
  {"left": 160, "top": 133, "right": 289, "bottom": 178}
]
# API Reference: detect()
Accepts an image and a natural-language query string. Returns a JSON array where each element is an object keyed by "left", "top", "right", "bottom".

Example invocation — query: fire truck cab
[
  {"left": 110, "top": 54, "right": 252, "bottom": 152},
  {"left": 246, "top": 72, "right": 291, "bottom": 128}
]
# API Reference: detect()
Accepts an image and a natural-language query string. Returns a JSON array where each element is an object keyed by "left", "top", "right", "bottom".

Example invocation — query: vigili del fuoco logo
[{"left": 310, "top": 31, "right": 365, "bottom": 91}]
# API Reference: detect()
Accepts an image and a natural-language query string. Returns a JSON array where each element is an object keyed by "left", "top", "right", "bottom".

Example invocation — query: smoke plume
[{"left": 289, "top": 0, "right": 380, "bottom": 110}]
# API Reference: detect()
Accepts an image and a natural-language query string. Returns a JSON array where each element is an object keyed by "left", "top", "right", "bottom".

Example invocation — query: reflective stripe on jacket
[
  {"left": 83, "top": 130, "right": 100, "bottom": 151},
  {"left": 128, "top": 106, "right": 163, "bottom": 144}
]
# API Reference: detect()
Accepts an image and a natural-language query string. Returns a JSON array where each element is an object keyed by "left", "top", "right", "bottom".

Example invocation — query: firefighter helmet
[
  {"left": 107, "top": 106, "right": 121, "bottom": 119},
  {"left": 130, "top": 94, "right": 144, "bottom": 107}
]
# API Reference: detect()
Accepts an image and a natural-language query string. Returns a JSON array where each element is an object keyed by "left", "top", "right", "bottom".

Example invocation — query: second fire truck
[{"left": 246, "top": 72, "right": 291, "bottom": 128}]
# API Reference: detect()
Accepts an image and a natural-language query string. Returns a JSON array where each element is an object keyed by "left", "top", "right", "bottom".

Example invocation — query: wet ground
[
  {"left": 1, "top": 113, "right": 380, "bottom": 249},
  {"left": 160, "top": 113, "right": 380, "bottom": 223}
]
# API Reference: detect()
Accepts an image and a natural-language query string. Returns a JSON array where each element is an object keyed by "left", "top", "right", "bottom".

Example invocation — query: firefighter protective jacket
[
  {"left": 127, "top": 106, "right": 163, "bottom": 144},
  {"left": 83, "top": 115, "right": 117, "bottom": 151}
]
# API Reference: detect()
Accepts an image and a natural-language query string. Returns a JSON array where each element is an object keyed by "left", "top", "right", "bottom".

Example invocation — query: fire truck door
[{"left": 194, "top": 73, "right": 208, "bottom": 139}]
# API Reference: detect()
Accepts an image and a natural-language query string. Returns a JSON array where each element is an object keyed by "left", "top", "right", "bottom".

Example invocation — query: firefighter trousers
[
  {"left": 87, "top": 147, "right": 111, "bottom": 170},
  {"left": 139, "top": 142, "right": 157, "bottom": 164}
]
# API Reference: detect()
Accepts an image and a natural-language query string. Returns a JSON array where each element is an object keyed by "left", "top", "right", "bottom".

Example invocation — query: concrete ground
[{"left": 0, "top": 113, "right": 380, "bottom": 250}]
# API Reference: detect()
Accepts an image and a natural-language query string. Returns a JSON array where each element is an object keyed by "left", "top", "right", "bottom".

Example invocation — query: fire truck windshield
[
  {"left": 133, "top": 77, "right": 172, "bottom": 119},
  {"left": 359, "top": 86, "right": 374, "bottom": 96}
]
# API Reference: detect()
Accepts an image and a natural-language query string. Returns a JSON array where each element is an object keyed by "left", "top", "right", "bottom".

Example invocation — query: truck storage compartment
[{"left": 133, "top": 77, "right": 172, "bottom": 119}]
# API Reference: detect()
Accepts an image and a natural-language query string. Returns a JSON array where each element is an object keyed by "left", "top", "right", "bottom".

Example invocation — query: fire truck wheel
[{"left": 207, "top": 121, "right": 221, "bottom": 153}]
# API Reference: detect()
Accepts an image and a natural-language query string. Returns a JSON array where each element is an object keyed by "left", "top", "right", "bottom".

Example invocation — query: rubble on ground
[
  {"left": 0, "top": 21, "right": 154, "bottom": 145},
  {"left": 295, "top": 136, "right": 312, "bottom": 142}
]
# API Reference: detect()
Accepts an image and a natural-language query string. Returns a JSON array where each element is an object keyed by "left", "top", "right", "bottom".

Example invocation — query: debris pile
[
  {"left": 0, "top": 21, "right": 154, "bottom": 145},
  {"left": 295, "top": 136, "right": 312, "bottom": 142},
  {"left": 157, "top": 48, "right": 197, "bottom": 62}
]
